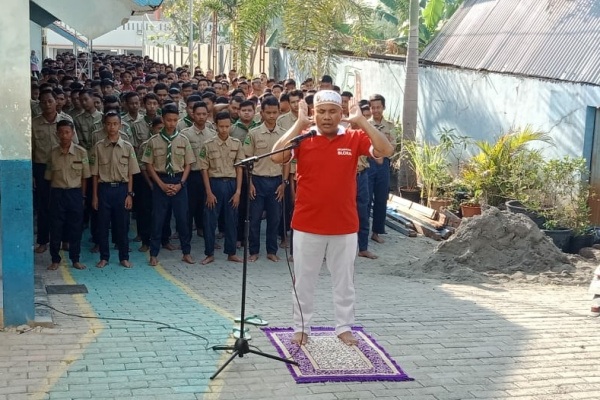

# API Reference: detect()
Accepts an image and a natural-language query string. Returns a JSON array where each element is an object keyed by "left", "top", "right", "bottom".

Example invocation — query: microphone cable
[{"left": 280, "top": 171, "right": 305, "bottom": 361}]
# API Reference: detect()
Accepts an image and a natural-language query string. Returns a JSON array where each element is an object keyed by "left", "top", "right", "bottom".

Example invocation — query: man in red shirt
[{"left": 271, "top": 90, "right": 394, "bottom": 346}]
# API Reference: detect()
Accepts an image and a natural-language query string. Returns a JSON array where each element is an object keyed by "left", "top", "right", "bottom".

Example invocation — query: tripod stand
[{"left": 210, "top": 144, "right": 299, "bottom": 380}]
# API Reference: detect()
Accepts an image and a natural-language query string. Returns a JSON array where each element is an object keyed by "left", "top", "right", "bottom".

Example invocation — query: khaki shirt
[
  {"left": 98, "top": 119, "right": 131, "bottom": 138},
  {"left": 122, "top": 113, "right": 143, "bottom": 127},
  {"left": 31, "top": 100, "right": 41, "bottom": 118},
  {"left": 243, "top": 124, "right": 285, "bottom": 177},
  {"left": 130, "top": 116, "right": 154, "bottom": 149},
  {"left": 31, "top": 112, "right": 79, "bottom": 164},
  {"left": 276, "top": 112, "right": 297, "bottom": 131},
  {"left": 137, "top": 139, "right": 151, "bottom": 171},
  {"left": 229, "top": 120, "right": 259, "bottom": 142},
  {"left": 74, "top": 110, "right": 103, "bottom": 150},
  {"left": 275, "top": 113, "right": 298, "bottom": 174},
  {"left": 176, "top": 116, "right": 194, "bottom": 133},
  {"left": 44, "top": 143, "right": 91, "bottom": 188},
  {"left": 141, "top": 132, "right": 195, "bottom": 174},
  {"left": 369, "top": 117, "right": 397, "bottom": 149},
  {"left": 90, "top": 128, "right": 131, "bottom": 147},
  {"left": 357, "top": 156, "right": 370, "bottom": 173},
  {"left": 90, "top": 137, "right": 140, "bottom": 183},
  {"left": 198, "top": 136, "right": 243, "bottom": 178},
  {"left": 181, "top": 124, "right": 216, "bottom": 171},
  {"left": 67, "top": 108, "right": 83, "bottom": 120}
]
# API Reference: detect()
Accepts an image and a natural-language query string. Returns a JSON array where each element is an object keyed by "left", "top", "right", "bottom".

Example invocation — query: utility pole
[{"left": 188, "top": 0, "right": 193, "bottom": 70}]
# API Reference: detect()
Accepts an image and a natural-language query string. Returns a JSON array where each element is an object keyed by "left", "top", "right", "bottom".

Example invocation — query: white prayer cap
[{"left": 314, "top": 90, "right": 342, "bottom": 108}]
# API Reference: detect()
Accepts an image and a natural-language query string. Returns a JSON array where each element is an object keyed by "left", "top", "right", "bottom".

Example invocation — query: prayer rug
[{"left": 261, "top": 326, "right": 413, "bottom": 384}]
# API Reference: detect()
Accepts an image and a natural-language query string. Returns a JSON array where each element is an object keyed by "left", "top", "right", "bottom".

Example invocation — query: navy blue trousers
[
  {"left": 249, "top": 175, "right": 282, "bottom": 255},
  {"left": 204, "top": 178, "right": 238, "bottom": 257},
  {"left": 97, "top": 183, "right": 129, "bottom": 262},
  {"left": 150, "top": 174, "right": 191, "bottom": 257},
  {"left": 356, "top": 170, "right": 370, "bottom": 252},
  {"left": 368, "top": 158, "right": 390, "bottom": 234},
  {"left": 49, "top": 188, "right": 83, "bottom": 263},
  {"left": 187, "top": 170, "right": 205, "bottom": 237}
]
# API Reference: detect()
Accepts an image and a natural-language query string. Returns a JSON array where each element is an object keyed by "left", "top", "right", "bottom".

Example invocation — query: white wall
[{"left": 278, "top": 51, "right": 600, "bottom": 159}]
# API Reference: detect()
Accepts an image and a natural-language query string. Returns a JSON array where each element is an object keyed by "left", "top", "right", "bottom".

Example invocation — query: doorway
[{"left": 587, "top": 107, "right": 600, "bottom": 224}]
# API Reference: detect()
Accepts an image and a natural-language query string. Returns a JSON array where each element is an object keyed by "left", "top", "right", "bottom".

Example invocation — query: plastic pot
[
  {"left": 505, "top": 200, "right": 547, "bottom": 229},
  {"left": 542, "top": 228, "right": 573, "bottom": 252}
]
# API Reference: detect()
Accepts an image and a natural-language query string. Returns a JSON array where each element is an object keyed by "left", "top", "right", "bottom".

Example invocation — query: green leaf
[{"left": 422, "top": 0, "right": 445, "bottom": 31}]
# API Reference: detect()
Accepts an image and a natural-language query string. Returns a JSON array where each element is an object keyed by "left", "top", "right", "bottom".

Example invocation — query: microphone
[{"left": 290, "top": 130, "right": 317, "bottom": 144}]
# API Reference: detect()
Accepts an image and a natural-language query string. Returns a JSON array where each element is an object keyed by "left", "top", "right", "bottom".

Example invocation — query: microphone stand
[{"left": 210, "top": 142, "right": 300, "bottom": 380}]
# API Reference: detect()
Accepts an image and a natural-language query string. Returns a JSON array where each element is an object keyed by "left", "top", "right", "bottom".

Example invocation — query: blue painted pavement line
[{"left": 46, "top": 233, "right": 232, "bottom": 399}]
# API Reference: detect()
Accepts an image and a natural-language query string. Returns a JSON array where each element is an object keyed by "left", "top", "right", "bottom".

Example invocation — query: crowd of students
[{"left": 31, "top": 52, "right": 397, "bottom": 270}]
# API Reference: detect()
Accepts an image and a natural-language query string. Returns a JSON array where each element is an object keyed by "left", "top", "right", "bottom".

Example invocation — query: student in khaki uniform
[
  {"left": 230, "top": 100, "right": 259, "bottom": 141},
  {"left": 229, "top": 100, "right": 259, "bottom": 243},
  {"left": 74, "top": 89, "right": 103, "bottom": 151},
  {"left": 243, "top": 96, "right": 289, "bottom": 262},
  {"left": 31, "top": 89, "right": 79, "bottom": 253},
  {"left": 68, "top": 89, "right": 84, "bottom": 119},
  {"left": 91, "top": 112, "right": 141, "bottom": 269},
  {"left": 130, "top": 93, "right": 160, "bottom": 151},
  {"left": 142, "top": 104, "right": 196, "bottom": 266},
  {"left": 136, "top": 118, "right": 172, "bottom": 253},
  {"left": 176, "top": 95, "right": 201, "bottom": 132},
  {"left": 45, "top": 120, "right": 91, "bottom": 271},
  {"left": 368, "top": 94, "right": 397, "bottom": 244},
  {"left": 180, "top": 101, "right": 216, "bottom": 238},
  {"left": 276, "top": 89, "right": 303, "bottom": 245},
  {"left": 198, "top": 111, "right": 244, "bottom": 265},
  {"left": 75, "top": 89, "right": 103, "bottom": 251},
  {"left": 122, "top": 92, "right": 144, "bottom": 128}
]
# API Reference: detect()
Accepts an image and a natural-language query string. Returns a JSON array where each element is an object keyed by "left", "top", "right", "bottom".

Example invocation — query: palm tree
[
  {"left": 375, "top": 0, "right": 463, "bottom": 51},
  {"left": 235, "top": 0, "right": 284, "bottom": 75},
  {"left": 400, "top": 0, "right": 419, "bottom": 189},
  {"left": 282, "top": 0, "right": 374, "bottom": 79}
]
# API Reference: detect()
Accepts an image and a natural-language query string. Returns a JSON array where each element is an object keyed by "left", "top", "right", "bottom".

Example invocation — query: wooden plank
[
  {"left": 386, "top": 209, "right": 416, "bottom": 229},
  {"left": 394, "top": 205, "right": 445, "bottom": 229},
  {"left": 391, "top": 208, "right": 444, "bottom": 240},
  {"left": 409, "top": 202, "right": 438, "bottom": 220},
  {"left": 388, "top": 194, "right": 437, "bottom": 220},
  {"left": 440, "top": 209, "right": 462, "bottom": 228},
  {"left": 385, "top": 219, "right": 417, "bottom": 237},
  {"left": 437, "top": 212, "right": 448, "bottom": 226}
]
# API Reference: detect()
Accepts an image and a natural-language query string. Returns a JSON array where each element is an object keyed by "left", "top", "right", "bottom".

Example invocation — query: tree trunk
[
  {"left": 400, "top": 0, "right": 419, "bottom": 189},
  {"left": 212, "top": 11, "right": 218, "bottom": 72}
]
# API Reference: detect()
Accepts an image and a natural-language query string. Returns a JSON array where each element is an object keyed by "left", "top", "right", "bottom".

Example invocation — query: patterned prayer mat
[{"left": 261, "top": 326, "right": 413, "bottom": 384}]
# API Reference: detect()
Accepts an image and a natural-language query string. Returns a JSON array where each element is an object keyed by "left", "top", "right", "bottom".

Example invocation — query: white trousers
[{"left": 292, "top": 230, "right": 357, "bottom": 336}]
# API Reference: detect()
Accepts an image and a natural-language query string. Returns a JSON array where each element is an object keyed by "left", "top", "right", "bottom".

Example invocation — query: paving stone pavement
[{"left": 1, "top": 227, "right": 599, "bottom": 400}]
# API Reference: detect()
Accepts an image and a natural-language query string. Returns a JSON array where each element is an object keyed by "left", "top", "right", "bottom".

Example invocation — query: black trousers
[
  {"left": 187, "top": 171, "right": 205, "bottom": 237},
  {"left": 49, "top": 188, "right": 84, "bottom": 264},
  {"left": 97, "top": 183, "right": 129, "bottom": 262}
]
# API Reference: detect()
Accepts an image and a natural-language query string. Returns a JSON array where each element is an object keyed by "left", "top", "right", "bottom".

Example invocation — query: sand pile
[{"left": 420, "top": 207, "right": 574, "bottom": 281}]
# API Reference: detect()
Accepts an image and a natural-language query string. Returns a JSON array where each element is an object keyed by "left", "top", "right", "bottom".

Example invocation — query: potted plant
[
  {"left": 461, "top": 126, "right": 552, "bottom": 207},
  {"left": 402, "top": 139, "right": 453, "bottom": 209},
  {"left": 536, "top": 156, "right": 593, "bottom": 253},
  {"left": 504, "top": 150, "right": 551, "bottom": 228},
  {"left": 541, "top": 217, "right": 573, "bottom": 252},
  {"left": 395, "top": 145, "right": 422, "bottom": 203},
  {"left": 460, "top": 190, "right": 483, "bottom": 217}
]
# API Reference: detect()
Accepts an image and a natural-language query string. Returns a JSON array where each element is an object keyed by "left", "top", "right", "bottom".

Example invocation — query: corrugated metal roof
[{"left": 421, "top": 0, "right": 600, "bottom": 86}]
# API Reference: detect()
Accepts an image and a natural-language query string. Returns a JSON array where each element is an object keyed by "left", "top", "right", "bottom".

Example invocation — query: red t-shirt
[{"left": 292, "top": 128, "right": 373, "bottom": 235}]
